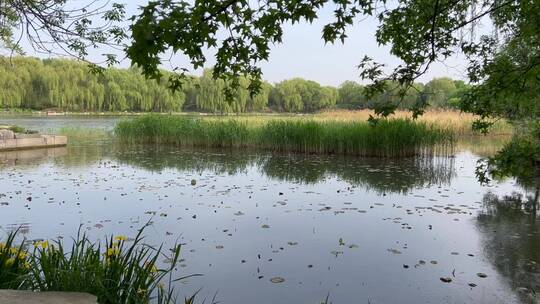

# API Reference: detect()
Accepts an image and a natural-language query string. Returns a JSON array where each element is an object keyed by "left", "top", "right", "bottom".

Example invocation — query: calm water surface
[{"left": 0, "top": 116, "right": 538, "bottom": 304}]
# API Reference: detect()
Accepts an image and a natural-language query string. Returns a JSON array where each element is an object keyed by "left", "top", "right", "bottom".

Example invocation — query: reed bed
[
  {"left": 57, "top": 127, "right": 112, "bottom": 143},
  {"left": 115, "top": 115, "right": 454, "bottom": 157},
  {"left": 315, "top": 109, "right": 513, "bottom": 136}
]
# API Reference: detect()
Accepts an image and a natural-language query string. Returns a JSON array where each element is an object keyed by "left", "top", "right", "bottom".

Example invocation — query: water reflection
[
  {"left": 0, "top": 147, "right": 68, "bottom": 167},
  {"left": 0, "top": 143, "right": 535, "bottom": 303},
  {"left": 477, "top": 191, "right": 540, "bottom": 303},
  {"left": 6, "top": 144, "right": 456, "bottom": 194},
  {"left": 258, "top": 153, "right": 454, "bottom": 193}
]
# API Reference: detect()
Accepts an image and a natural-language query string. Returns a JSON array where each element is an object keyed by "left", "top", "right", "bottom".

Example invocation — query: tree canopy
[{"left": 0, "top": 56, "right": 463, "bottom": 113}]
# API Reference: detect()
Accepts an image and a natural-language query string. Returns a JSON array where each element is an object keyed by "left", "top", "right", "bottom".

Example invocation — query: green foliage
[
  {"left": 0, "top": 1, "right": 126, "bottom": 67},
  {"left": 0, "top": 230, "right": 29, "bottom": 289},
  {"left": 7, "top": 125, "right": 25, "bottom": 133},
  {"left": 423, "top": 78, "right": 457, "bottom": 108},
  {"left": 271, "top": 78, "right": 338, "bottom": 112},
  {"left": 477, "top": 121, "right": 540, "bottom": 187},
  {"left": 57, "top": 128, "right": 112, "bottom": 144},
  {"left": 0, "top": 57, "right": 186, "bottom": 112},
  {"left": 337, "top": 81, "right": 366, "bottom": 109},
  {"left": 115, "top": 115, "right": 453, "bottom": 157},
  {"left": 1, "top": 56, "right": 466, "bottom": 113},
  {"left": 0, "top": 226, "right": 198, "bottom": 304}
]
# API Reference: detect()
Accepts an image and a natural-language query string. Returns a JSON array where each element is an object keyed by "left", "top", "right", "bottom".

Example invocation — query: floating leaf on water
[
  {"left": 387, "top": 249, "right": 402, "bottom": 254},
  {"left": 440, "top": 277, "right": 452, "bottom": 283},
  {"left": 261, "top": 224, "right": 270, "bottom": 228},
  {"left": 477, "top": 273, "right": 487, "bottom": 278},
  {"left": 270, "top": 277, "right": 285, "bottom": 283}
]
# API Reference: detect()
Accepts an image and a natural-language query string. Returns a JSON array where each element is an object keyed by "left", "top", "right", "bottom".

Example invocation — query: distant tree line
[{"left": 0, "top": 57, "right": 469, "bottom": 113}]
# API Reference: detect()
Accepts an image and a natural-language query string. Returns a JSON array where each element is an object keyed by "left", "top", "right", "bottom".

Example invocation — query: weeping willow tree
[
  {"left": 270, "top": 78, "right": 338, "bottom": 113},
  {"left": 0, "top": 57, "right": 186, "bottom": 112},
  {"left": 195, "top": 69, "right": 270, "bottom": 114}
]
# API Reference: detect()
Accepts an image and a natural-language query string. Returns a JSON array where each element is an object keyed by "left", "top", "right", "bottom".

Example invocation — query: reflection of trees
[
  {"left": 55, "top": 144, "right": 108, "bottom": 167},
  {"left": 113, "top": 145, "right": 455, "bottom": 194},
  {"left": 259, "top": 154, "right": 454, "bottom": 193},
  {"left": 112, "top": 145, "right": 256, "bottom": 175},
  {"left": 476, "top": 191, "right": 540, "bottom": 304},
  {"left": 2, "top": 143, "right": 456, "bottom": 194}
]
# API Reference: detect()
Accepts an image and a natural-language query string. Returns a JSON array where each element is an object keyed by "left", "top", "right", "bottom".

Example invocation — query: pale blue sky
[{"left": 19, "top": 1, "right": 474, "bottom": 86}]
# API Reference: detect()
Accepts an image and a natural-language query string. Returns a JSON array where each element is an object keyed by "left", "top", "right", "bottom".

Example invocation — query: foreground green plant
[
  {"left": 115, "top": 115, "right": 454, "bottom": 157},
  {"left": 477, "top": 121, "right": 540, "bottom": 188},
  {"left": 0, "top": 226, "right": 198, "bottom": 304},
  {"left": 0, "top": 229, "right": 29, "bottom": 289}
]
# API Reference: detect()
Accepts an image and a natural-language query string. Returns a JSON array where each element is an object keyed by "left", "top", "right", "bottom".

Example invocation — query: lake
[{"left": 0, "top": 115, "right": 538, "bottom": 304}]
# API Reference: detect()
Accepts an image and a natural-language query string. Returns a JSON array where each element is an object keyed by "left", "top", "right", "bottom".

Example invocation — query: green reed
[
  {"left": 57, "top": 127, "right": 112, "bottom": 143},
  {"left": 115, "top": 115, "right": 454, "bottom": 157}
]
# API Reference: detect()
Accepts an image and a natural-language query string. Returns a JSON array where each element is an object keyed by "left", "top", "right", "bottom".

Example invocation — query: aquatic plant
[
  {"left": 0, "top": 229, "right": 29, "bottom": 289},
  {"left": 316, "top": 109, "right": 513, "bottom": 136},
  {"left": 57, "top": 127, "right": 112, "bottom": 143},
  {"left": 115, "top": 115, "right": 454, "bottom": 157},
  {"left": 0, "top": 226, "right": 199, "bottom": 304}
]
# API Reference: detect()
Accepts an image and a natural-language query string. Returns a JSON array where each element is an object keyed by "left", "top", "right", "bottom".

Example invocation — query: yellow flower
[
  {"left": 17, "top": 252, "right": 27, "bottom": 260},
  {"left": 24, "top": 262, "right": 30, "bottom": 269},
  {"left": 137, "top": 288, "right": 147, "bottom": 294},
  {"left": 114, "top": 235, "right": 127, "bottom": 242},
  {"left": 34, "top": 240, "right": 49, "bottom": 249},
  {"left": 106, "top": 247, "right": 120, "bottom": 257},
  {"left": 5, "top": 258, "right": 14, "bottom": 267}
]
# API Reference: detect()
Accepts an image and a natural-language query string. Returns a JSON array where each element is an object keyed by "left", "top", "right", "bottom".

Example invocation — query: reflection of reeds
[
  {"left": 457, "top": 136, "right": 511, "bottom": 157},
  {"left": 115, "top": 115, "right": 454, "bottom": 157},
  {"left": 111, "top": 145, "right": 456, "bottom": 194}
]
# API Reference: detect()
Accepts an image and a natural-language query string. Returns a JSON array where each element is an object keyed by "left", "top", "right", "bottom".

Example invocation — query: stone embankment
[{"left": 0, "top": 129, "right": 67, "bottom": 151}]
